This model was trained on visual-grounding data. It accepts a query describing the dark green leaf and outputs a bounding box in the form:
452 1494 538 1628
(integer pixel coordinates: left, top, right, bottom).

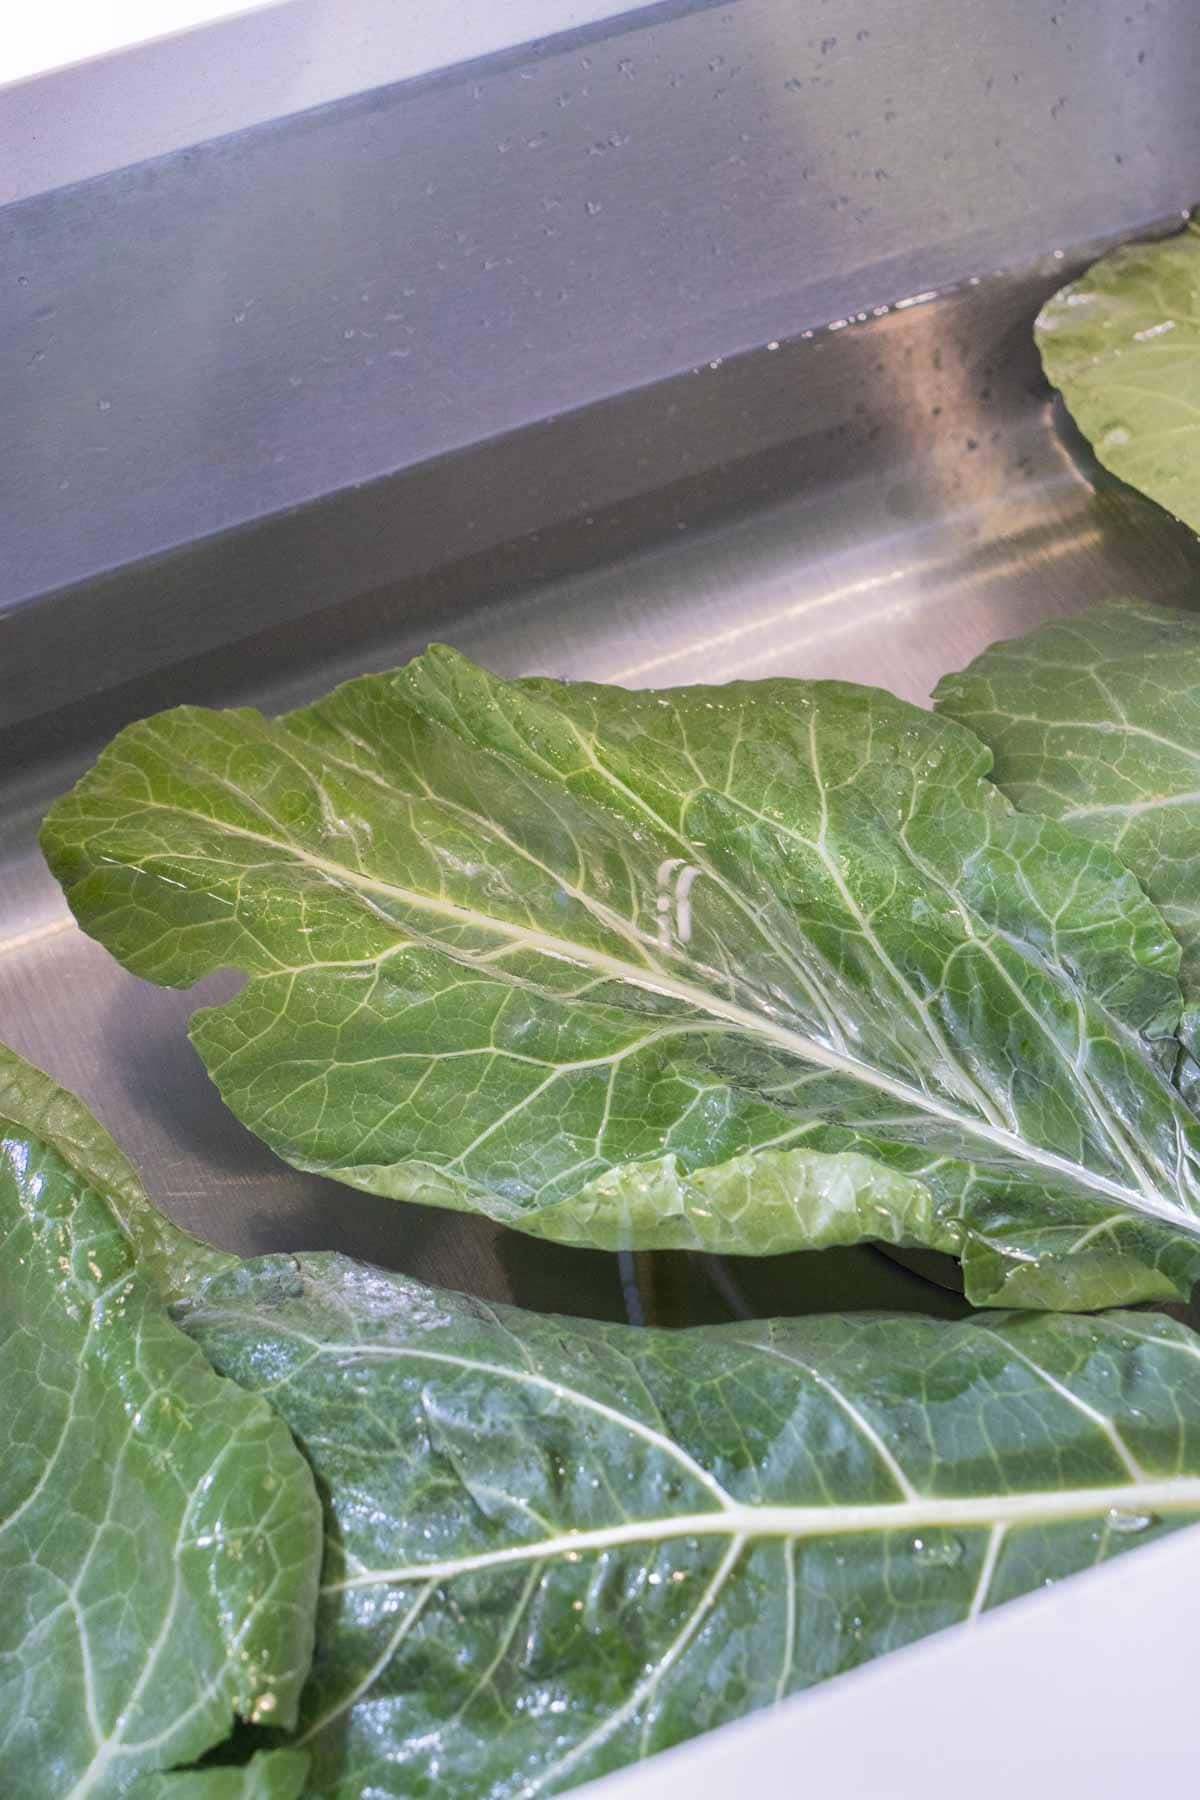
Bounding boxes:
41 649 1200 1307
1036 215 1200 532
0 1047 323 1797
180 1252 1200 1799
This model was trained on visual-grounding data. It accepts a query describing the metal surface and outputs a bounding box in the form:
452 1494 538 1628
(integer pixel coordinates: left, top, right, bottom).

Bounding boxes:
4 255 1200 1325
0 0 650 207
6 11 1200 1790
6 0 1200 725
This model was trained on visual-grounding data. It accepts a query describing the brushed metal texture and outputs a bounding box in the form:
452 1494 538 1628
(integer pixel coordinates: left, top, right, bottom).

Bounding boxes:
4 0 1200 724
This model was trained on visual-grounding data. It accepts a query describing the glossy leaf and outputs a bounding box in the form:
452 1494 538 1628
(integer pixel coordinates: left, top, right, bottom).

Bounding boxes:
935 598 1200 1061
1036 215 1200 531
180 1252 1200 1799
0 1047 323 1797
0 1040 231 1303
41 648 1200 1307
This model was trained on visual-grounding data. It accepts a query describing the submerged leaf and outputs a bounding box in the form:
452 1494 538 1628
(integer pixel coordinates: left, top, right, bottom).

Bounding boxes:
1036 215 1200 532
41 648 1200 1307
935 598 1200 1062
0 1049 322 1797
180 1252 1200 1798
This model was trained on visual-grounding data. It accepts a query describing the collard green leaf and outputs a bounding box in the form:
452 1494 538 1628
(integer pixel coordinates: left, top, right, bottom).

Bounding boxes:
0 1041 231 1303
1036 215 1200 533
935 598 1200 1062
0 1047 322 1797
40 648 1200 1308
179 1251 1200 1799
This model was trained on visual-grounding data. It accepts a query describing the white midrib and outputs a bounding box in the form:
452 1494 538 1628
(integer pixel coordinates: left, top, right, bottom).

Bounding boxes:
326 1476 1200 1592
136 800 1199 1236
1063 788 1200 821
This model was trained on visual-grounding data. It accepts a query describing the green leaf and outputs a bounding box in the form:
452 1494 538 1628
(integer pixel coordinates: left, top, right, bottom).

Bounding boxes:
934 598 1200 1064
1035 215 1200 531
0 1047 323 1798
179 1251 1200 1799
130 1750 310 1799
0 1041 232 1303
41 648 1200 1307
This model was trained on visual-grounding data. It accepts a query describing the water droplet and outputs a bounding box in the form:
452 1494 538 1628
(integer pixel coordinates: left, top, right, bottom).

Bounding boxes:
97 397 111 412
1100 424 1132 450
1105 1508 1157 1535
911 1532 964 1568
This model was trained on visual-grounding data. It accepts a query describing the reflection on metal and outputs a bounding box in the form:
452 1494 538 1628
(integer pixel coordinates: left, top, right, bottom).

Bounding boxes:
0 915 73 962
610 566 919 687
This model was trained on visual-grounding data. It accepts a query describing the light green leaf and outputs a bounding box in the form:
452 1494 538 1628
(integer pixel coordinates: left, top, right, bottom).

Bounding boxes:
41 648 1200 1307
1036 214 1200 531
180 1252 1200 1799
130 1750 310 1798
0 1047 323 1798
934 598 1200 1064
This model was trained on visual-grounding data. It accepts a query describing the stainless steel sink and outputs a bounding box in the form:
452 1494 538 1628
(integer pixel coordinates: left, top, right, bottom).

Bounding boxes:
4 0 1200 1331
5 6 1200 1792
5 247 1200 1329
